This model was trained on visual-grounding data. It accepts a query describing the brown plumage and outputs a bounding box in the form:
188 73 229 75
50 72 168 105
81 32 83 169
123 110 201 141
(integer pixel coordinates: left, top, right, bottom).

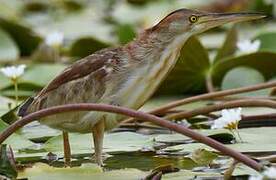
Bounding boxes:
18 8 264 166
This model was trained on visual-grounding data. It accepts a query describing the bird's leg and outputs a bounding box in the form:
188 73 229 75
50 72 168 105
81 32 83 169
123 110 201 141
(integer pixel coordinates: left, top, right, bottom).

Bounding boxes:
62 131 71 167
92 119 105 166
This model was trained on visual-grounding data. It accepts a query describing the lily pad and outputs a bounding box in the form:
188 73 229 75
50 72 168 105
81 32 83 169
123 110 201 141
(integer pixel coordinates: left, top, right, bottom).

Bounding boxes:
212 52 276 86
162 170 221 180
20 122 61 143
22 63 67 87
155 129 230 144
0 120 35 152
18 163 147 180
44 132 154 155
162 127 276 153
221 67 269 96
0 17 42 56
0 27 19 61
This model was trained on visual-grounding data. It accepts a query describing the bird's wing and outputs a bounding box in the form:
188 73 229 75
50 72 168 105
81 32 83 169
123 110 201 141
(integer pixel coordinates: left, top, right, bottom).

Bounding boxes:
18 48 122 116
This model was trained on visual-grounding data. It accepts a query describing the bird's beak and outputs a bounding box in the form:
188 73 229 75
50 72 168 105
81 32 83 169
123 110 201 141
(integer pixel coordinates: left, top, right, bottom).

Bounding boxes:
197 12 266 30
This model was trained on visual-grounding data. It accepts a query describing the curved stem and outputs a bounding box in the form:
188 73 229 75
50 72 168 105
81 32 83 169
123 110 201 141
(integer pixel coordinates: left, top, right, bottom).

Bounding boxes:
242 113 276 121
166 99 276 119
0 103 261 171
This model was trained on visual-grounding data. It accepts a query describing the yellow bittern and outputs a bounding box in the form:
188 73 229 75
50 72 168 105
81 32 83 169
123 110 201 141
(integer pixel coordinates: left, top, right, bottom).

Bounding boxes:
18 9 264 166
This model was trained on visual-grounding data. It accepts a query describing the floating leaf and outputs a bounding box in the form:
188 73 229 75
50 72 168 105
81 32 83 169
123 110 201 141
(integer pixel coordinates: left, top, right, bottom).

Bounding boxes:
162 170 222 179
18 163 147 180
70 37 109 59
156 36 210 95
0 120 35 151
22 63 67 86
155 129 231 144
0 27 19 61
212 52 276 86
20 122 60 143
162 127 276 153
221 67 269 96
44 132 154 155
190 149 218 166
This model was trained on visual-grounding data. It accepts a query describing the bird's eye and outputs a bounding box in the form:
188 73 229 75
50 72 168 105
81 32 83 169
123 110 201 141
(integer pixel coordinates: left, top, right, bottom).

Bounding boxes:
189 15 198 23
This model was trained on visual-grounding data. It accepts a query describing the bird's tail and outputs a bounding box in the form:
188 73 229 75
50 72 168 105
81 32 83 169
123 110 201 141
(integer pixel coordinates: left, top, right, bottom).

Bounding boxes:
18 97 34 117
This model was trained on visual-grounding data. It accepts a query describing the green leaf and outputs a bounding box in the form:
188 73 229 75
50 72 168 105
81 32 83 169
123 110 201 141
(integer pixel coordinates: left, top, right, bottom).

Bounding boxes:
162 170 221 179
70 37 109 59
155 129 232 144
212 52 276 86
22 64 67 86
214 26 238 62
221 67 269 96
162 127 276 153
0 27 19 61
0 82 42 98
115 24 136 44
19 122 60 143
156 36 210 95
0 120 35 151
44 132 154 155
191 149 218 166
0 18 42 56
18 163 147 180
0 96 14 117
255 32 276 53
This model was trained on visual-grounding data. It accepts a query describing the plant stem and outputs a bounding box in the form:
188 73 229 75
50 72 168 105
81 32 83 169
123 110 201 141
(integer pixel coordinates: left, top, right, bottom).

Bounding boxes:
165 99 276 120
13 79 18 106
234 127 243 143
122 81 276 123
0 103 262 171
206 71 215 93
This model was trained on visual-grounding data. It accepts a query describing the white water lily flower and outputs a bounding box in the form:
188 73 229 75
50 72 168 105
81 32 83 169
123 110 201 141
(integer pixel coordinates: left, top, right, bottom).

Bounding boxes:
45 31 64 47
0 64 26 80
263 167 276 178
237 39 261 54
211 108 242 130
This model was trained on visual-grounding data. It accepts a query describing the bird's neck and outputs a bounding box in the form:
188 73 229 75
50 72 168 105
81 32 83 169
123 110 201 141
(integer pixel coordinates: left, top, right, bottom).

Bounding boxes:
116 30 190 110
125 30 190 64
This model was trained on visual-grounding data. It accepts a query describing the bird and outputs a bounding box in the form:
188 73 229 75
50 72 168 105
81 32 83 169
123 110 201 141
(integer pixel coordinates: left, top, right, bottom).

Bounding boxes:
18 8 264 167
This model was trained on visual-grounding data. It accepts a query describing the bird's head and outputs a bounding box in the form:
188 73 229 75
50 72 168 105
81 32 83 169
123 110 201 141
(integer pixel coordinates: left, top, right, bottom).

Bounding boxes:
150 8 265 42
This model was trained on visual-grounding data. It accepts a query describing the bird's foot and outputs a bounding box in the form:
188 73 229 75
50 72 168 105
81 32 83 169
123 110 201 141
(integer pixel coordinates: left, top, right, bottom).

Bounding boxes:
91 152 111 167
